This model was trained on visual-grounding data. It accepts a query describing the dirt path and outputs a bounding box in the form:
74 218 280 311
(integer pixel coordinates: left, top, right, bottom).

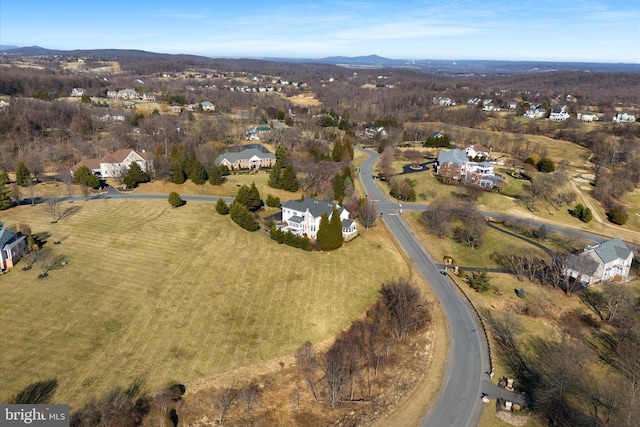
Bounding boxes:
570 180 640 243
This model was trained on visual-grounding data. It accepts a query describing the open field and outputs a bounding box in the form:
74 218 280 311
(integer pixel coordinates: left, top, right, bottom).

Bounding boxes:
0 199 414 408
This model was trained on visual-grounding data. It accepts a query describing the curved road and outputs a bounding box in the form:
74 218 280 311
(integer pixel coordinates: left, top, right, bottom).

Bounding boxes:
52 153 622 426
359 151 489 427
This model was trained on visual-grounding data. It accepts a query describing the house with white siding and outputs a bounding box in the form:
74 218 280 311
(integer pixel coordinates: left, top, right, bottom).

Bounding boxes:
565 238 635 286
280 198 356 241
1 223 27 271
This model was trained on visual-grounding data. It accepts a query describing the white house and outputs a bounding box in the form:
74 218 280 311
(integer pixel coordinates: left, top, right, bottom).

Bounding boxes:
433 97 453 106
613 111 636 123
200 101 215 111
578 111 599 122
71 149 153 178
524 107 547 119
482 102 501 112
465 143 492 160
0 223 27 271
280 198 357 241
142 92 156 102
71 88 85 97
549 108 570 121
565 238 635 286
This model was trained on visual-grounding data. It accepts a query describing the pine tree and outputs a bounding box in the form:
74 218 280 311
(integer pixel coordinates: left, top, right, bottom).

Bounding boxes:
332 173 345 203
316 212 331 250
280 164 298 192
209 164 224 185
268 164 282 189
168 192 183 207
189 158 207 185
122 162 149 189
331 140 344 162
215 198 229 215
249 183 262 211
0 171 13 210
329 206 344 249
16 162 31 187
234 184 262 211
275 143 288 167
229 201 259 231
172 161 186 184
73 165 90 184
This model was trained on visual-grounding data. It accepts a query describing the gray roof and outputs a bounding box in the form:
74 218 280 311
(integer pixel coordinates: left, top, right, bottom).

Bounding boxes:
282 198 344 219
342 219 355 228
215 148 275 165
588 238 633 264
0 226 16 248
438 149 468 166
566 253 600 275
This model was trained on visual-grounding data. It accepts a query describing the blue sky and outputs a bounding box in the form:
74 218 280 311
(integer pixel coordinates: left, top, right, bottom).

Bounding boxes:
2 0 639 63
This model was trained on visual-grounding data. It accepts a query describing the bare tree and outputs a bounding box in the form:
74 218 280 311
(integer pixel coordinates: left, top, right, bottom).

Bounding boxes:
239 382 261 424
43 196 64 223
359 198 378 230
421 199 454 238
295 341 319 404
379 279 430 340
35 248 67 278
319 337 352 407
211 385 239 426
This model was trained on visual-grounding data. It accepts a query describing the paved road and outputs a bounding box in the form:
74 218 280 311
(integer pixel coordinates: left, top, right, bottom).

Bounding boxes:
359 151 489 427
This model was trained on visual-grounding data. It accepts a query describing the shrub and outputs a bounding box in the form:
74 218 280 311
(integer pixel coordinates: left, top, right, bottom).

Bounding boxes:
215 198 229 215
266 194 281 207
465 271 491 293
168 192 183 207
569 203 592 223
229 202 259 231
536 157 555 173
607 205 628 225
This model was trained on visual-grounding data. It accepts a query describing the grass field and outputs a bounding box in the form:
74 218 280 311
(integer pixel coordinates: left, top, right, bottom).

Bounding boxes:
0 199 413 408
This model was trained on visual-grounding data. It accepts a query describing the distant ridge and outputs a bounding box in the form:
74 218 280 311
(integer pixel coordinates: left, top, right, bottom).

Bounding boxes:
3 46 639 75
0 45 20 51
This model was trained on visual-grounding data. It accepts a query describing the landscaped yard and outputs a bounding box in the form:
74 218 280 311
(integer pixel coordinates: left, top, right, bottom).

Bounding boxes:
0 199 414 408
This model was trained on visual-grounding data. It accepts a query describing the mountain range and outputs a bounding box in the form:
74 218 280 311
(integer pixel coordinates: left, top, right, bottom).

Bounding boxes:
3 46 639 75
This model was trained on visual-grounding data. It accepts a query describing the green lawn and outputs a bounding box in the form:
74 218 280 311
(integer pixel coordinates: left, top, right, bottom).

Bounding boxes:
0 200 412 408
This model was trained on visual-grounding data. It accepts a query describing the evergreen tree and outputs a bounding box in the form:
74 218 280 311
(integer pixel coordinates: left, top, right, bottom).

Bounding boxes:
86 174 100 189
16 162 31 187
332 173 345 203
0 171 13 210
189 158 208 185
229 201 259 231
215 198 229 215
275 143 288 167
328 206 344 249
331 140 344 162
122 162 149 189
209 163 224 185
280 164 299 192
168 191 183 207
317 208 343 251
249 182 262 211
73 165 91 185
172 161 186 184
343 139 354 161
316 212 331 250
234 184 262 211
268 164 282 189
219 164 230 176
342 166 352 181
